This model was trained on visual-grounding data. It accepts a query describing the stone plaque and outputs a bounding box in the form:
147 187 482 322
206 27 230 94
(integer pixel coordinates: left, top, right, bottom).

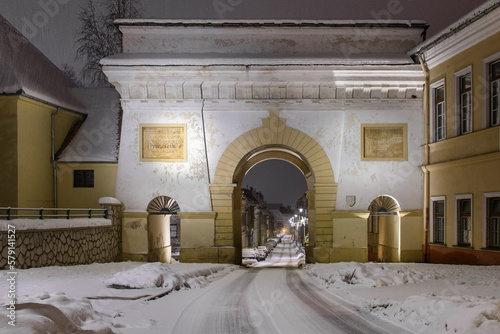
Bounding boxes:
361 124 407 161
140 124 187 162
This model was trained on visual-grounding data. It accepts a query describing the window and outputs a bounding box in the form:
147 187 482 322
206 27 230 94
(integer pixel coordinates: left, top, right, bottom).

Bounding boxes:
457 198 472 246
73 170 94 188
170 224 178 238
487 197 500 248
435 86 446 141
459 73 472 134
491 60 500 126
432 200 445 244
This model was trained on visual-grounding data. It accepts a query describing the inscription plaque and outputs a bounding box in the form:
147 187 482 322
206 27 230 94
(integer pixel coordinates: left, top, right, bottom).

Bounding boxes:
140 124 187 162
361 124 407 161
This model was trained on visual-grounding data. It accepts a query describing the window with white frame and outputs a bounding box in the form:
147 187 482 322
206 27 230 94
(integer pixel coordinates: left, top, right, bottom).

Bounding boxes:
430 80 446 142
487 197 500 248
491 60 500 127
456 196 472 246
431 198 445 244
435 86 446 141
482 53 500 128
459 72 472 134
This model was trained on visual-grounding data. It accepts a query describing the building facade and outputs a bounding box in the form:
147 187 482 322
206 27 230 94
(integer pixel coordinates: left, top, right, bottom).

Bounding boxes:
102 19 426 264
411 1 500 265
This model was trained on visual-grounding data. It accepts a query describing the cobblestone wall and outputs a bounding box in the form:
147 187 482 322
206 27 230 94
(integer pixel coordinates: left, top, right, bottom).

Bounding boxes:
0 202 123 270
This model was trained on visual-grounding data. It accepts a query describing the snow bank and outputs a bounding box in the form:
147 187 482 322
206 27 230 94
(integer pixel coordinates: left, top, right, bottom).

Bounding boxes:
366 294 500 334
0 218 111 231
307 262 500 333
105 262 235 290
0 292 116 333
307 262 444 287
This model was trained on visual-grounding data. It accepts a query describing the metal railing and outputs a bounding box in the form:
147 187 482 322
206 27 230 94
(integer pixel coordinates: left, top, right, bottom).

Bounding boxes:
0 207 108 220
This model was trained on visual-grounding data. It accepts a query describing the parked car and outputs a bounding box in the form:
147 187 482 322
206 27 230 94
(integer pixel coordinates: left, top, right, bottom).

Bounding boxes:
255 247 267 261
267 239 278 248
265 242 274 251
258 245 271 255
242 248 258 266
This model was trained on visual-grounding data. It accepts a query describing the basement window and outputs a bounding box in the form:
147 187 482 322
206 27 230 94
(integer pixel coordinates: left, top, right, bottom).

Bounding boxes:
73 170 94 188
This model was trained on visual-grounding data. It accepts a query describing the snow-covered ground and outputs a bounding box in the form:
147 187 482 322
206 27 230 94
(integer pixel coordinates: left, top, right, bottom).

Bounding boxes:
1 255 499 333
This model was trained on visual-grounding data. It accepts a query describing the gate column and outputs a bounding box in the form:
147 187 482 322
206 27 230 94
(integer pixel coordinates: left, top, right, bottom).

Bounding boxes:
313 183 338 263
210 183 238 264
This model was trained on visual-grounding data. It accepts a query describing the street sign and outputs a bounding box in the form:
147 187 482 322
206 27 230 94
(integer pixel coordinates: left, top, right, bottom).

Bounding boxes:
305 234 309 244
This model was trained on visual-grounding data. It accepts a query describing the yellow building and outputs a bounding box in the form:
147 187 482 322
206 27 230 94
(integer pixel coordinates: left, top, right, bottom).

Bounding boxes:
0 15 119 210
411 1 500 265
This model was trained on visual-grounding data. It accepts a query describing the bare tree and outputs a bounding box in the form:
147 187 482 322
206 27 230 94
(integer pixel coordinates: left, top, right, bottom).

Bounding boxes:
75 0 141 87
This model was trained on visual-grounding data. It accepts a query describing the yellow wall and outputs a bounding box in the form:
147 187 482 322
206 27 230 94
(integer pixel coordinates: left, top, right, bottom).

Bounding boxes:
330 212 369 263
10 96 84 208
429 31 500 137
429 158 500 248
16 98 54 208
0 96 19 207
57 163 118 208
425 29 500 261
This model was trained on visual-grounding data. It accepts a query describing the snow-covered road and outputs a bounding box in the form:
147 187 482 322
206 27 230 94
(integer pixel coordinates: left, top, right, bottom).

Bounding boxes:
168 241 411 334
1 239 499 333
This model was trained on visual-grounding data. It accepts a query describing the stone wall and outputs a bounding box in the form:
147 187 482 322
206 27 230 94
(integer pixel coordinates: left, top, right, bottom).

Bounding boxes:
0 200 123 269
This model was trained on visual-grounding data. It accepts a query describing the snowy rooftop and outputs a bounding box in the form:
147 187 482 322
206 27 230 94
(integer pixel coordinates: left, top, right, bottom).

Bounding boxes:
114 18 428 28
0 14 85 113
57 88 121 163
410 0 500 55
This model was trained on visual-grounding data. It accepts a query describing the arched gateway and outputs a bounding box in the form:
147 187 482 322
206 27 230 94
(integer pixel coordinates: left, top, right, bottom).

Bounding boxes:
210 110 337 264
103 19 426 264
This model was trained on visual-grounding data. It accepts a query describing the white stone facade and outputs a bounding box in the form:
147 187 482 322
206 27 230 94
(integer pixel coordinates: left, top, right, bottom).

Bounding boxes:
102 20 425 214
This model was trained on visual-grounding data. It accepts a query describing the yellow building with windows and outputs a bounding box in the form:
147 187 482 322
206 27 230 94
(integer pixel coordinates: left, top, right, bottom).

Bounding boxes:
0 15 119 210
411 1 500 265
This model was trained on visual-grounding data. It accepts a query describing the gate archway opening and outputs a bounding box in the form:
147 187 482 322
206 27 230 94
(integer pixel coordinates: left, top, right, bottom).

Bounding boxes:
234 147 314 266
210 110 338 264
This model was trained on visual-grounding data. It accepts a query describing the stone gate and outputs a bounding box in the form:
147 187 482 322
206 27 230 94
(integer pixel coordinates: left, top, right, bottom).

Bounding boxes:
102 19 426 264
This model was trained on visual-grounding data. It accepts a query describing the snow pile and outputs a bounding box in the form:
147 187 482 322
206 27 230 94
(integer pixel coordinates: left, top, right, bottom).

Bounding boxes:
0 292 116 333
307 262 444 287
0 218 111 231
307 262 500 333
367 294 500 334
104 262 234 290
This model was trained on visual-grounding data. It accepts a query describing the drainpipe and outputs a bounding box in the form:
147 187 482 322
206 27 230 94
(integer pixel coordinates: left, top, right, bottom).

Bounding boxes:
418 52 430 263
51 107 61 208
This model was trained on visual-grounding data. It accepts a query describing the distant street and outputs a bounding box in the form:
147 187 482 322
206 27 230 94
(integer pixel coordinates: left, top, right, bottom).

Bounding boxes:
170 241 411 334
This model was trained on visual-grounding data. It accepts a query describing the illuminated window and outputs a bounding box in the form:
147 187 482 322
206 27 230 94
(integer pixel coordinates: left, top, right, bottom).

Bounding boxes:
73 170 94 188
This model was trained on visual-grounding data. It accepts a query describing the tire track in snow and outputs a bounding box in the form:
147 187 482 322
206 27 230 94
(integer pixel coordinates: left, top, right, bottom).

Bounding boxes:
172 269 259 333
285 269 386 334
